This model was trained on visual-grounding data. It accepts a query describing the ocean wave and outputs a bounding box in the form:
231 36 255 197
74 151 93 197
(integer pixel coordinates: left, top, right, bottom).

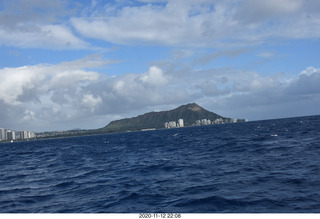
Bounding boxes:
1 115 320 212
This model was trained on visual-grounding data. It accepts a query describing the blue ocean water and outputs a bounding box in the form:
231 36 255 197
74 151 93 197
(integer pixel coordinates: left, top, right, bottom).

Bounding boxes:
1 115 320 213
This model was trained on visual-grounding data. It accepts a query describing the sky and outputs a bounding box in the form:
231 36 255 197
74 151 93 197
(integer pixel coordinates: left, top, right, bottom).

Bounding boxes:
0 0 320 132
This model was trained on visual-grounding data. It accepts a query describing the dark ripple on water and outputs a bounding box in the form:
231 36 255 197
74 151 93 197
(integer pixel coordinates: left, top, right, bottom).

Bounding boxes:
1 115 320 212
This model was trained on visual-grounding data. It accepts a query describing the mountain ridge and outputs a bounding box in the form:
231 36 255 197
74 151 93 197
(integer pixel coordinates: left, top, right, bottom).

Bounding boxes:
102 103 245 133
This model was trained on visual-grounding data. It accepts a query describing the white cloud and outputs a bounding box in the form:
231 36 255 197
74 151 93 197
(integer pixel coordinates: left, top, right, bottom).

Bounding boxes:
70 1 213 46
0 66 45 105
286 66 320 95
81 94 102 111
0 24 88 49
22 110 36 122
95 64 319 126
198 80 230 97
41 25 89 49
203 66 320 121
0 57 182 131
299 66 319 76
234 0 303 23
140 66 168 86
0 56 105 106
0 0 88 49
70 0 320 47
1 54 319 131
0 56 110 130
47 69 99 90
102 66 179 109
2 0 319 49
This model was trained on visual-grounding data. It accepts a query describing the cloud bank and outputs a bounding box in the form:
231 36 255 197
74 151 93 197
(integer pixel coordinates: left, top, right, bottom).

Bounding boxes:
1 0 320 131
0 0 87 49
70 0 320 47
1 0 320 49
1 54 319 131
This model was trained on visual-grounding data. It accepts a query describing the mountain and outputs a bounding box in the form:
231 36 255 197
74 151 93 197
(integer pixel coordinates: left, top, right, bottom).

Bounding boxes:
101 103 245 133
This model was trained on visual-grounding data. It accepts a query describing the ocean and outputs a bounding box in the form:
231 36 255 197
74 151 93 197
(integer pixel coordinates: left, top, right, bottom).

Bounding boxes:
1 115 320 213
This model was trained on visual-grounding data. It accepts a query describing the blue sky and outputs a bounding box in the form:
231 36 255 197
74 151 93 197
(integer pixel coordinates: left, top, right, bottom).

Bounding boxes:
0 0 320 131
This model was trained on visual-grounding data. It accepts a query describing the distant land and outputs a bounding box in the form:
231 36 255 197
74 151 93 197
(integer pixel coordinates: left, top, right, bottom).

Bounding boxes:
21 103 245 140
100 103 245 133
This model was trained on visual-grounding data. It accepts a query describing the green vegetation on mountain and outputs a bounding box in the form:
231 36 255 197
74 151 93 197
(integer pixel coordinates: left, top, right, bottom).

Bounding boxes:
101 103 244 133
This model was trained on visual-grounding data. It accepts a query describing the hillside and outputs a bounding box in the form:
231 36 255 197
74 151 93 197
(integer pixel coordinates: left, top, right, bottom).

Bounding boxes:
101 103 244 133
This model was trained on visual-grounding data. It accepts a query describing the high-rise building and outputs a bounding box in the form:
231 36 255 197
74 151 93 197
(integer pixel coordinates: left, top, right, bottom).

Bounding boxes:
169 121 177 128
20 131 28 139
7 130 16 141
0 128 6 140
178 119 184 127
164 121 177 128
28 131 35 139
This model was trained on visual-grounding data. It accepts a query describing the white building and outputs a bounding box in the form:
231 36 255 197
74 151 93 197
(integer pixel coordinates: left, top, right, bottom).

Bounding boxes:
0 128 6 140
28 131 35 139
164 119 184 128
7 130 16 141
213 118 224 124
20 131 28 139
169 121 176 128
177 119 184 127
164 121 177 128
201 119 208 125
